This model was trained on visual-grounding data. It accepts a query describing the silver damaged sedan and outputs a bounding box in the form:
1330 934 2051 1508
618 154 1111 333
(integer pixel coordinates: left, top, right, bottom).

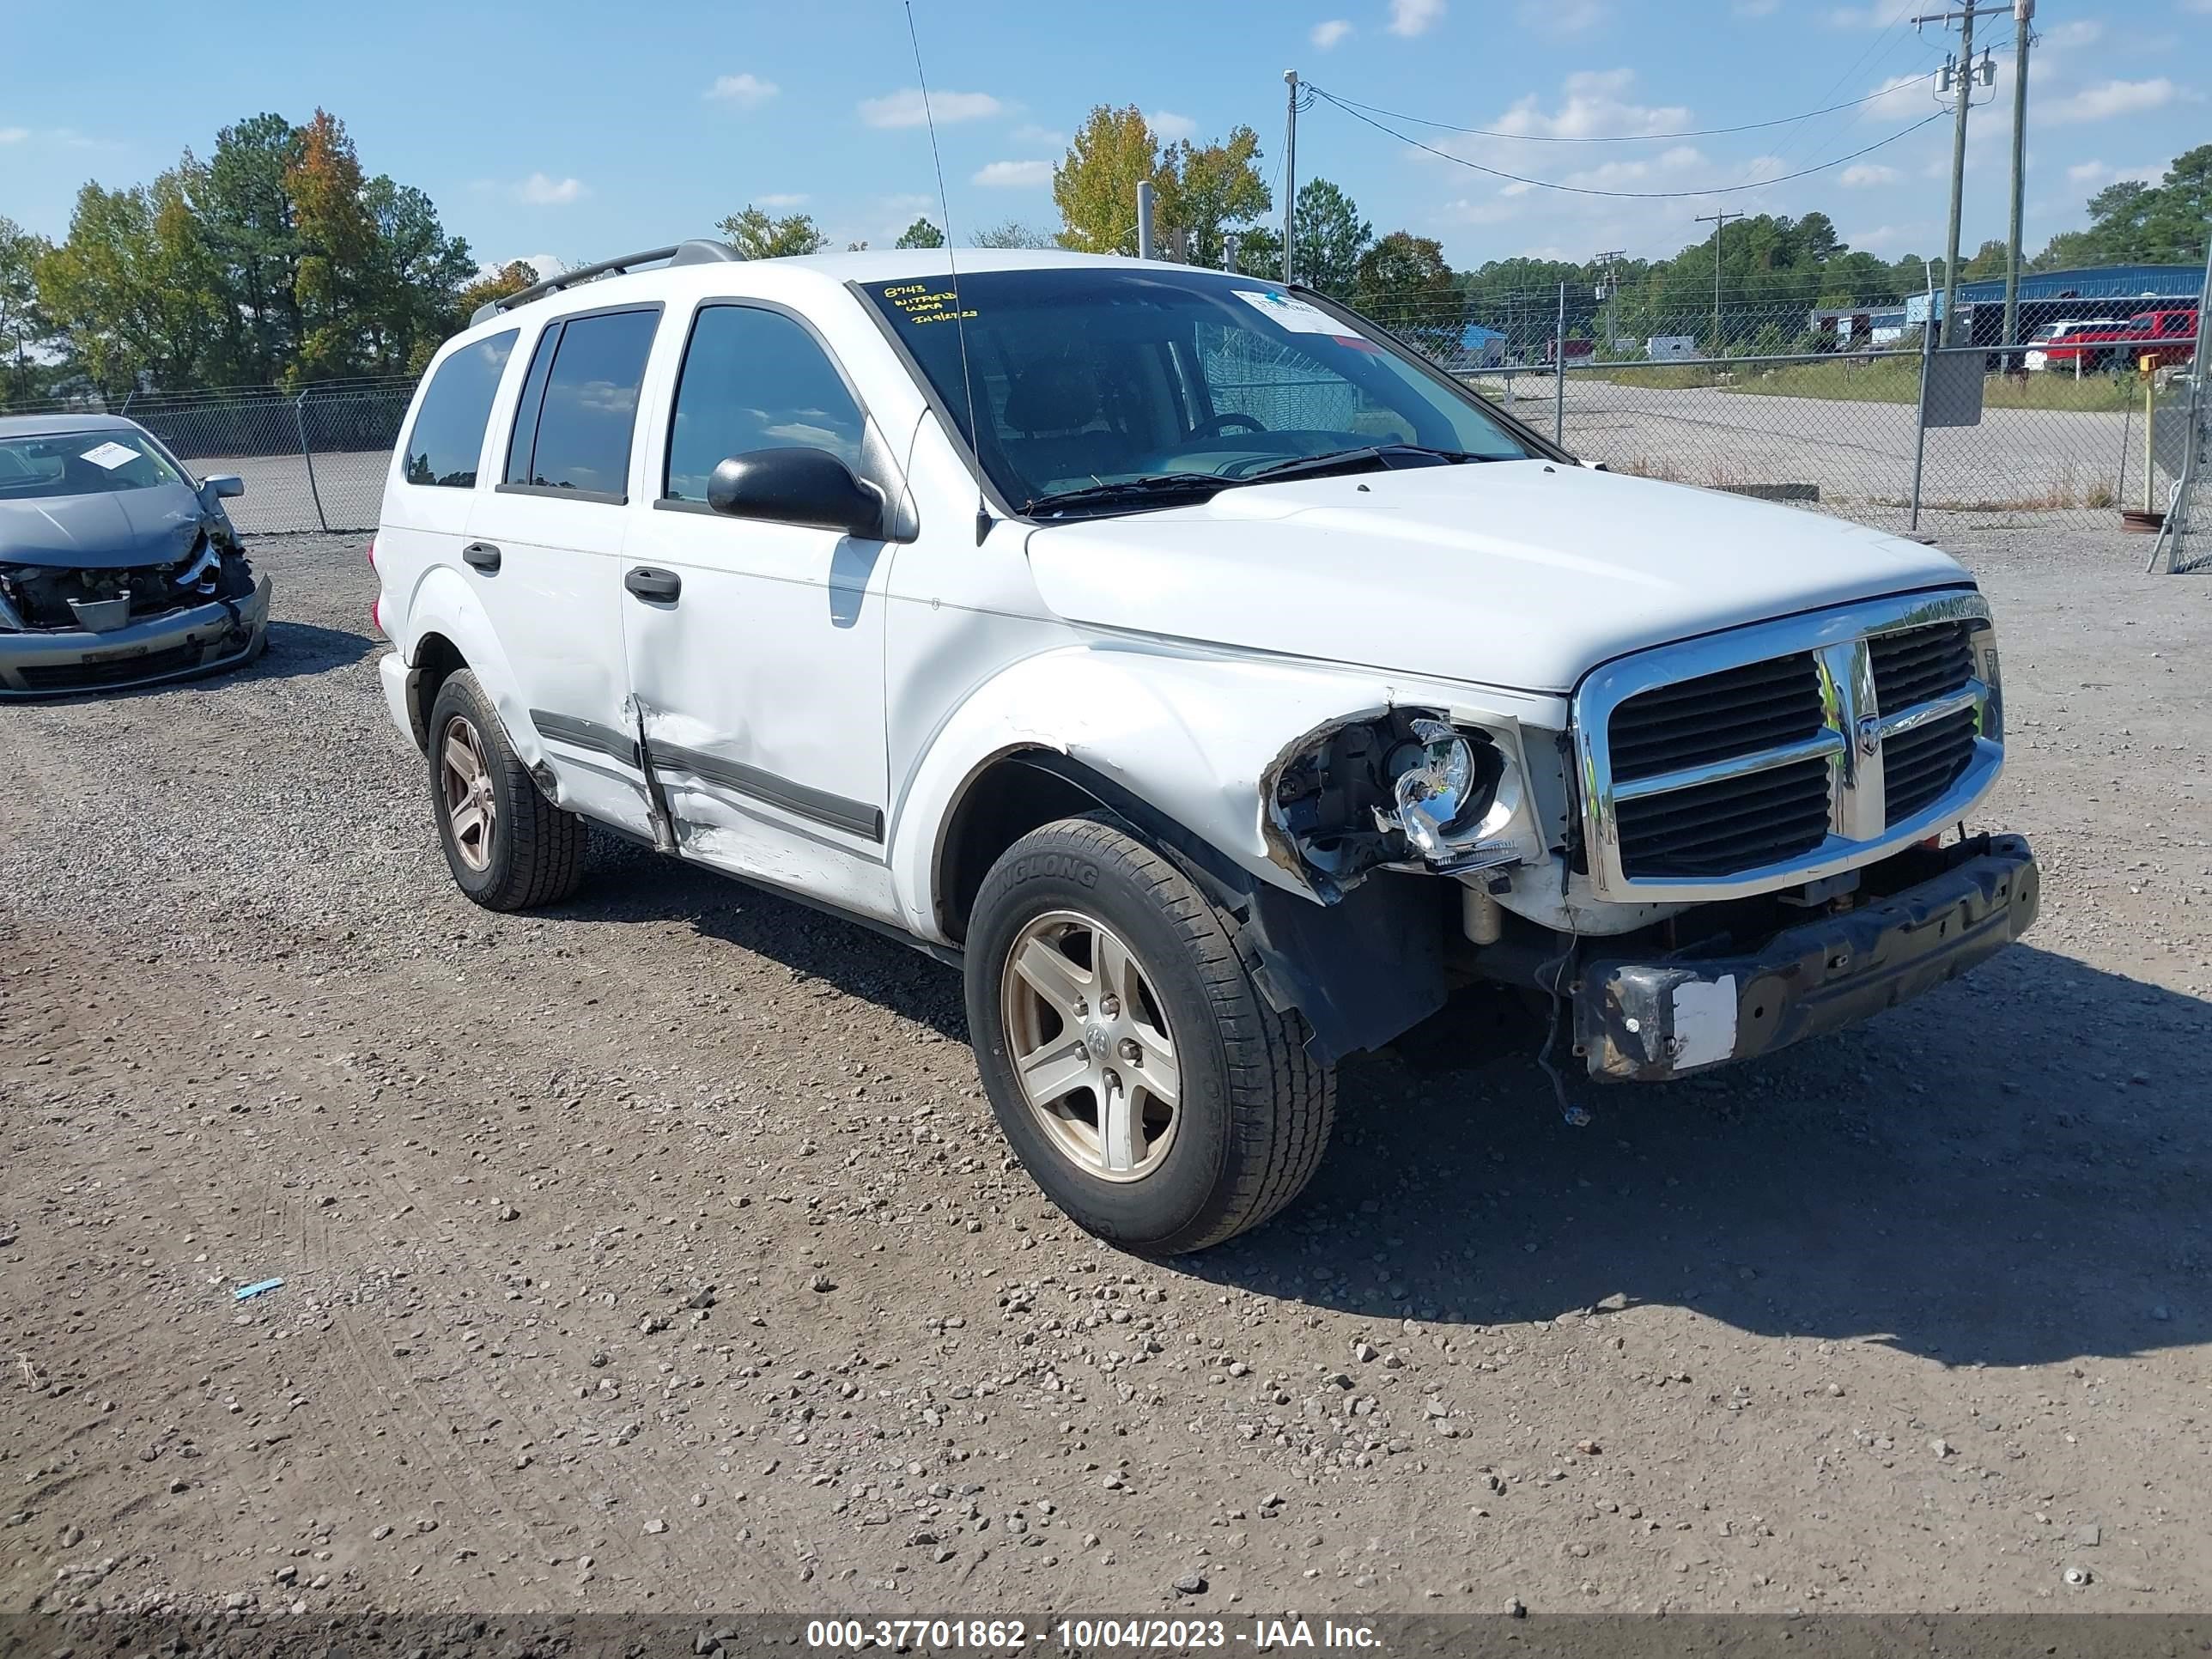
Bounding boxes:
0 413 272 697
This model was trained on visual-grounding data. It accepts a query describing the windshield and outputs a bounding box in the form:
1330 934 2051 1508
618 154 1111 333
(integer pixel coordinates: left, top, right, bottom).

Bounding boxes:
861 266 1538 514
0 428 186 500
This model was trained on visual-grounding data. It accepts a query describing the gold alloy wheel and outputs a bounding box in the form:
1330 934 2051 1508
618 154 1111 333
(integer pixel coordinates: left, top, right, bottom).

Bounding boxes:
440 714 497 873
999 908 1182 1182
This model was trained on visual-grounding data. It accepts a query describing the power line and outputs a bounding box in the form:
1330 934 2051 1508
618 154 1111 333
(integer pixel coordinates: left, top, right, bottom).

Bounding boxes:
1308 73 1936 143
1306 88 1952 200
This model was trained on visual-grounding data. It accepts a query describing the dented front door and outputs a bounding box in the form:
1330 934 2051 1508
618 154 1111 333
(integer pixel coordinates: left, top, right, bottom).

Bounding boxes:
618 505 898 922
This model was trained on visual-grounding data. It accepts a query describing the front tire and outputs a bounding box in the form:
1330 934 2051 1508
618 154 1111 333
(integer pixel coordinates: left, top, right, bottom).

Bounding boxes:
425 669 588 912
964 812 1335 1253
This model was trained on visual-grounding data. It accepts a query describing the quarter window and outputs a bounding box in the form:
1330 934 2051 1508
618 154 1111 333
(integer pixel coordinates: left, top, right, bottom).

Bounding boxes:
503 307 659 501
403 330 516 488
665 305 867 503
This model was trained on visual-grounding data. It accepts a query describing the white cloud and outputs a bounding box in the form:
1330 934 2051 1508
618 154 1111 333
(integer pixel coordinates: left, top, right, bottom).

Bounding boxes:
972 159 1053 188
1479 69 1693 141
2045 77 2179 123
2182 0 2212 13
1389 0 1444 36
515 173 587 205
1013 124 1066 147
2043 19 2106 46
0 127 27 144
1825 3 1912 23
1518 0 1606 33
1311 17 1353 47
1150 109 1199 142
486 252 566 279
2065 159 2164 189
1861 70 1937 121
1843 223 1923 256
858 88 1002 128
705 72 779 106
755 192 809 208
1840 162 1901 186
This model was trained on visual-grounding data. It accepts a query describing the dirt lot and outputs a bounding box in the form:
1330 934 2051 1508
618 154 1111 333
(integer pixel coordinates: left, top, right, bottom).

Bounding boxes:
3 523 2209 1620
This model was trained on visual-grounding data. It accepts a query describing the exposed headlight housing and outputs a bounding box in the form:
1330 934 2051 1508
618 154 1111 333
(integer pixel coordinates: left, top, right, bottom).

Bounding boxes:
1267 709 1532 896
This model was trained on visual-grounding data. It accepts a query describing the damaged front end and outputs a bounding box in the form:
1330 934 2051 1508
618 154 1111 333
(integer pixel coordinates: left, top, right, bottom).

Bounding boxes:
0 532 270 697
1263 707 1547 900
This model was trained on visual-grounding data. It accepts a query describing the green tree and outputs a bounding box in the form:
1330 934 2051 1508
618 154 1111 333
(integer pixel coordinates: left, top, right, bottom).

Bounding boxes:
1291 179 1370 296
1164 125 1270 268
1960 238 2009 281
189 112 303 383
894 216 945 250
715 204 830 258
0 216 55 403
1053 106 1168 255
36 173 228 397
971 218 1058 249
361 176 477 372
1352 231 1456 328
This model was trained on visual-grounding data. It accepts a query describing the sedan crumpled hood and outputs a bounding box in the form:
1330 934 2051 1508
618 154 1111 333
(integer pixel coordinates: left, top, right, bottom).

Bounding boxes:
0 483 208 570
1023 460 1972 695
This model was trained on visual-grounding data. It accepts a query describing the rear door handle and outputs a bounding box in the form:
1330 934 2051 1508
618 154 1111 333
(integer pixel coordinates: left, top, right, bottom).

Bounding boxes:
625 566 682 604
461 541 501 574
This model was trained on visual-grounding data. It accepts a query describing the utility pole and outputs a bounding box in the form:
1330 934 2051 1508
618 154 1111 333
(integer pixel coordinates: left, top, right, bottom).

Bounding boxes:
1282 70 1299 285
2002 0 2035 356
1917 3 2003 345
1692 212 1741 354
1594 248 1625 359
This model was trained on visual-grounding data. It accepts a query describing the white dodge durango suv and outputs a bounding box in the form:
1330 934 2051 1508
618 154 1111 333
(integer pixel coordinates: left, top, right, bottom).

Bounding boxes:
371 241 2037 1253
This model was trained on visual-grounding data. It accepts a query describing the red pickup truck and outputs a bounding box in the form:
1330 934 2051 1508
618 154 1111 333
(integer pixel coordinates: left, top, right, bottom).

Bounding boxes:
2041 307 2200 373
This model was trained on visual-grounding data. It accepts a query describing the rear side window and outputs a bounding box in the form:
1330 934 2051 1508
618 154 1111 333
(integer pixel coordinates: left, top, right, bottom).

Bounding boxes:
502 307 660 501
665 305 867 502
403 330 517 487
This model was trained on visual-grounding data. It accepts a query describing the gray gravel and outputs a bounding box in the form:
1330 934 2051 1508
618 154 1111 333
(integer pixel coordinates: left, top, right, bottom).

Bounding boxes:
1 517 2208 1618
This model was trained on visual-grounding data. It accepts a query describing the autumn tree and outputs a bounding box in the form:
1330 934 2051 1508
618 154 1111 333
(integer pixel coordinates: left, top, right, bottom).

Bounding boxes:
894 217 945 249
716 205 829 258
287 111 380 380
1053 106 1169 255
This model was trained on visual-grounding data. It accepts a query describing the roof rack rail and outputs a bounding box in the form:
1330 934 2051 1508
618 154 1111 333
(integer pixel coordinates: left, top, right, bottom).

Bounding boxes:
470 239 743 325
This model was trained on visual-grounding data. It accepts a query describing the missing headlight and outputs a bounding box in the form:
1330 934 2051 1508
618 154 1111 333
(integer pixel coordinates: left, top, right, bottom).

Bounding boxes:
1266 710 1518 896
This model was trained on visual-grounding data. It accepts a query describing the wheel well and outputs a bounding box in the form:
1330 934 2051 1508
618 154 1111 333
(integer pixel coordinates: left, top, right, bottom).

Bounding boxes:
936 753 1105 943
407 633 466 750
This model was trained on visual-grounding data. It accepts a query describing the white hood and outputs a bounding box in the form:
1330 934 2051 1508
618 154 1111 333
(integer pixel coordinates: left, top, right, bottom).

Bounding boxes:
1023 460 1972 695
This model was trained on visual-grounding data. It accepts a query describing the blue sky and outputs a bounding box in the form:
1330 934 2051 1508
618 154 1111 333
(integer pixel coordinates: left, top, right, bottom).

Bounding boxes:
3 0 2207 278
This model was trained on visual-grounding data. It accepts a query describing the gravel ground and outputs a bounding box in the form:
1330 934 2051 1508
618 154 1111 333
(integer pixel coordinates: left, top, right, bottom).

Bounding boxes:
2 520 2208 1620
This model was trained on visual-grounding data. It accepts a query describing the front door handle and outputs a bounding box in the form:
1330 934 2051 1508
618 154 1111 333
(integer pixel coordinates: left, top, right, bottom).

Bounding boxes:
625 566 682 604
461 541 501 574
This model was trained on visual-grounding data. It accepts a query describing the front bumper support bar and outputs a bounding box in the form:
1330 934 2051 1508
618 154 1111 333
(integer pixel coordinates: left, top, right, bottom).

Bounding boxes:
1574 834 2039 1081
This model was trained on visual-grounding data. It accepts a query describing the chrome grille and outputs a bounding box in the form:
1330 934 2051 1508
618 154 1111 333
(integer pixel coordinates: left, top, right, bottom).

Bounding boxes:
1571 592 2003 902
1871 621 1973 709
1613 757 1832 878
1608 654 1825 782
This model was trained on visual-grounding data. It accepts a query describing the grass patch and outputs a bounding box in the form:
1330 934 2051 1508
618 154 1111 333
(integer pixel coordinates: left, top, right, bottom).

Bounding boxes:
1592 356 2141 412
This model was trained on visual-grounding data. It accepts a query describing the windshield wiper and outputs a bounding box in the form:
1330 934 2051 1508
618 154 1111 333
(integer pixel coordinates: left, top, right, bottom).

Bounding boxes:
1231 444 1494 485
1022 473 1228 518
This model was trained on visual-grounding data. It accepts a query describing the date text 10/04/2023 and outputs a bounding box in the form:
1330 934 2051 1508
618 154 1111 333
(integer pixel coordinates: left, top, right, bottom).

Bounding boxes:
803 1618 1384 1650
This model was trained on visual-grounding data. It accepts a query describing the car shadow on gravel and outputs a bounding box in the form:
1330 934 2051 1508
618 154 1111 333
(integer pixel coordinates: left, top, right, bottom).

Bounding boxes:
1184 943 2212 1370
248 620 375 680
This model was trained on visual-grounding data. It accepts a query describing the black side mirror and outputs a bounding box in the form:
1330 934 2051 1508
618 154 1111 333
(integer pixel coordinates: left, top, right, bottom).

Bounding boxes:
706 448 884 538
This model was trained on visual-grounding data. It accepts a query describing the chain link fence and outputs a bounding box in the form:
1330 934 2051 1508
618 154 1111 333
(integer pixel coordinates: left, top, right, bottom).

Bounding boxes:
1 377 415 537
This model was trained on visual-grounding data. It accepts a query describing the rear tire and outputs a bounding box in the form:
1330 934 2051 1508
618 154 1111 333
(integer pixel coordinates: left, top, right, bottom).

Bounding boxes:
426 669 587 912
964 811 1334 1254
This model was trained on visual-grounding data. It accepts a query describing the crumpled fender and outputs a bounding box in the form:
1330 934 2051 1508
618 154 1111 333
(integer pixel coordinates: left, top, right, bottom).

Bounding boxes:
395 564 544 769
884 642 1561 945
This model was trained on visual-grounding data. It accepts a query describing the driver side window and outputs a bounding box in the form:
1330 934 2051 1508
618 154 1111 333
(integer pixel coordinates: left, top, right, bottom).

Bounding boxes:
664 304 868 503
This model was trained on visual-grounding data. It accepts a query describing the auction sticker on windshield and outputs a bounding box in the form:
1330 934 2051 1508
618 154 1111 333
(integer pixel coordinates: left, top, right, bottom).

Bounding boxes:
80 441 139 470
1232 289 1364 338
